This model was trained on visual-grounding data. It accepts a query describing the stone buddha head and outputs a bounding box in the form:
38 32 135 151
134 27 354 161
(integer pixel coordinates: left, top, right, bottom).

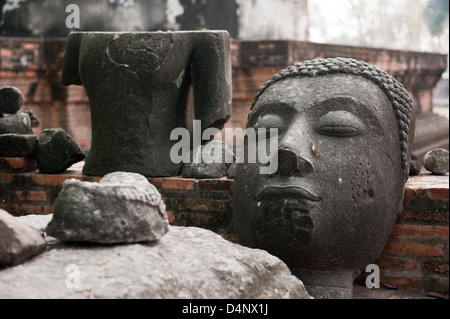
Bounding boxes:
233 57 415 298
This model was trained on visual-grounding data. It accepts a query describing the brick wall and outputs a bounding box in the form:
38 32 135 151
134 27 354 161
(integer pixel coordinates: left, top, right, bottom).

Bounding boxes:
2 36 447 151
0 157 448 297
375 175 449 297
0 37 91 150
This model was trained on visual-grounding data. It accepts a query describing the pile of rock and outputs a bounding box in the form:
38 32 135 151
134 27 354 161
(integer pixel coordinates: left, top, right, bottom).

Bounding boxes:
0 86 85 173
0 171 310 299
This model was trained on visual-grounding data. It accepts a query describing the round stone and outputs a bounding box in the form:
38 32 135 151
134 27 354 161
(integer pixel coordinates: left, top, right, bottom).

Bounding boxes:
0 86 24 114
423 148 449 175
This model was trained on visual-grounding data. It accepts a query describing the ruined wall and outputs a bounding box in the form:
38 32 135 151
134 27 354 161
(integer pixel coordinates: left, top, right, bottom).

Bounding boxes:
0 158 448 297
1 37 447 152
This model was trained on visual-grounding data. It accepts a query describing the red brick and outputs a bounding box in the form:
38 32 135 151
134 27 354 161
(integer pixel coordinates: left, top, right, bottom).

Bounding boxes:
0 203 20 215
197 178 234 192
166 211 175 224
380 276 422 290
16 190 47 202
171 198 224 212
390 224 449 239
383 241 445 257
425 188 449 201
31 174 73 186
398 208 449 223
17 204 49 215
376 256 417 271
422 260 449 276
258 43 276 50
0 157 36 170
403 188 418 203
0 173 14 183
31 172 96 186
423 279 449 295
23 43 38 50
150 178 196 191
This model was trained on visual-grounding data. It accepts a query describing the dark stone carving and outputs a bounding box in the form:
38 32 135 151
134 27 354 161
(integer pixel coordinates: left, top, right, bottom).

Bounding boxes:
62 31 232 177
409 153 422 176
233 58 416 298
0 86 23 115
0 112 32 135
181 140 235 179
35 128 85 174
0 134 37 157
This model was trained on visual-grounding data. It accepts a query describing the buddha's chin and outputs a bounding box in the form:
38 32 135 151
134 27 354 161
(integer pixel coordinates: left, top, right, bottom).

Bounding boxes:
253 198 315 253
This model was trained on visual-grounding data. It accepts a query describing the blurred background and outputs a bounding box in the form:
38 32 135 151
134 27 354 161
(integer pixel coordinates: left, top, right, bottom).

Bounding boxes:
0 0 448 160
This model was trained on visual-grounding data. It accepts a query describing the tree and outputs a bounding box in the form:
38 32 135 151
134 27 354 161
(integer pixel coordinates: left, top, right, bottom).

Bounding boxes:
423 0 449 36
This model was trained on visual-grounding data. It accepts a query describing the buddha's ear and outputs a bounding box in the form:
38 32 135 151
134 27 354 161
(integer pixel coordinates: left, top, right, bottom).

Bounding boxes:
62 32 83 86
191 31 232 131
405 105 416 180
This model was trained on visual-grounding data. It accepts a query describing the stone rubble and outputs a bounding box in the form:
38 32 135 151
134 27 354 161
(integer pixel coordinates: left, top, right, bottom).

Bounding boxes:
424 148 449 175
0 209 47 267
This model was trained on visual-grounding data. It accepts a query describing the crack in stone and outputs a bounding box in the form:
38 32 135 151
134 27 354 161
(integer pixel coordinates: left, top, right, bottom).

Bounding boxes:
106 33 131 68
153 33 174 74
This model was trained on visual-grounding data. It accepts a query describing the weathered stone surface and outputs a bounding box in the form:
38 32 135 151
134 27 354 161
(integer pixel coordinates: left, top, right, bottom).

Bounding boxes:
0 86 23 114
0 112 32 135
35 128 85 174
424 148 449 175
62 31 232 177
233 58 416 299
227 162 238 179
0 209 46 267
409 153 422 176
45 172 169 244
0 218 310 299
182 140 235 179
16 214 53 233
0 134 37 157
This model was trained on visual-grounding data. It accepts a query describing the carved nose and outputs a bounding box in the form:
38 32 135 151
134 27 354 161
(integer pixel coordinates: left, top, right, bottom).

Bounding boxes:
277 148 314 176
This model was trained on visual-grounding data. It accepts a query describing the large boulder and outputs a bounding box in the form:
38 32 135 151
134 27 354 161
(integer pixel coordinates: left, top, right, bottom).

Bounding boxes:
45 172 169 244
35 128 85 174
0 217 310 299
0 210 46 267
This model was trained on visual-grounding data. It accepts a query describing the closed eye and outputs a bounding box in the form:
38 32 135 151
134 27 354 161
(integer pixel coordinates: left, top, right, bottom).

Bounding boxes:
252 114 286 136
315 111 365 137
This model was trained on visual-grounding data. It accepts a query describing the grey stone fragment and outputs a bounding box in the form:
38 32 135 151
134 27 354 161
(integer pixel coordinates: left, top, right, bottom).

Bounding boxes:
424 148 449 175
0 112 32 135
45 172 169 244
227 162 238 179
182 140 235 179
35 128 85 174
0 134 37 157
0 219 310 299
0 86 23 114
409 153 422 176
0 209 47 267
16 214 53 233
